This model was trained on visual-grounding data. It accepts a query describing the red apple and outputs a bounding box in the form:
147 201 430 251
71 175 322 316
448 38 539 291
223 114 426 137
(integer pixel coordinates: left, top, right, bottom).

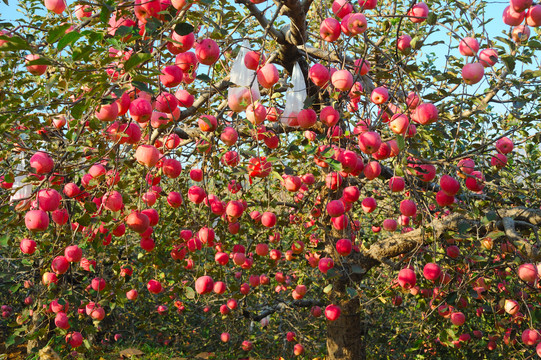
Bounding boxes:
320 18 341 42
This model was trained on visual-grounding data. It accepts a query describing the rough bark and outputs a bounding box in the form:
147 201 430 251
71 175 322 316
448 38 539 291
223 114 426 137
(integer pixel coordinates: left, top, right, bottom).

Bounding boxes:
326 280 365 360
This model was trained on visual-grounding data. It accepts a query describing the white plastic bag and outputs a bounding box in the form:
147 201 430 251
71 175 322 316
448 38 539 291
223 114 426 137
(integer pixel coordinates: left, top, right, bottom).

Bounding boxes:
10 154 32 203
228 40 260 112
281 62 306 126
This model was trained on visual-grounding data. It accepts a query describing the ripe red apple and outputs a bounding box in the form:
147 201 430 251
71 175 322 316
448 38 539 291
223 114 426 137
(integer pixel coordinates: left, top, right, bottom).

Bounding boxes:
25 54 48 75
382 218 397 231
398 268 416 289
512 25 530 43
363 161 381 180
450 311 465 326
54 312 70 329
25 210 49 232
389 113 410 134
147 279 162 294
64 245 82 263
126 211 150 233
358 0 376 9
459 37 479 56
336 238 352 256
446 245 460 258
325 304 341 321
347 13 367 35
36 189 61 212
195 39 220 65
503 5 526 25
318 257 334 273
342 186 360 203
135 145 161 168
423 263 442 281
495 136 513 154
511 0 533 12
491 153 507 169
20 238 37 254
465 170 485 192
331 69 353 91
51 256 69 274
436 190 455 207
195 275 214 295
332 0 352 18
370 87 389 104
504 299 519 315
457 158 475 177
320 106 340 127
389 176 405 192
526 5 541 26
521 329 540 346
408 2 429 23
412 102 438 125
462 62 484 85
397 34 412 53
309 64 330 87
261 212 276 228
320 18 341 42
358 131 382 154
103 191 123 212
257 63 279 88
244 50 266 70
440 174 460 196
518 263 538 283
246 102 267 125
361 197 377 213
160 65 183 88
30 151 54 174
129 98 153 123
327 200 345 217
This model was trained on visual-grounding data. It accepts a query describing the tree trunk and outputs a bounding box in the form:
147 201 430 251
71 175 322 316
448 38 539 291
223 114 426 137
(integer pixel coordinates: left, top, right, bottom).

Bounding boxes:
26 299 45 354
326 296 365 360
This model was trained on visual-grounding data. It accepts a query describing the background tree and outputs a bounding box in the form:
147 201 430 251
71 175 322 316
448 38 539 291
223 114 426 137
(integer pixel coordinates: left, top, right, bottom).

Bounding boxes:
0 0 540 359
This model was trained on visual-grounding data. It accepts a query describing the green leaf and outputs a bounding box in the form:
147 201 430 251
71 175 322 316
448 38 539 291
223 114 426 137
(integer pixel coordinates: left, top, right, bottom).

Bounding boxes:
174 22 194 36
47 24 72 44
346 287 357 298
58 31 82 51
124 53 152 72
397 135 405 151
71 101 86 120
114 25 136 38
445 291 457 305
196 73 211 82
185 286 195 299
303 96 314 109
77 213 91 227
350 265 365 274
100 4 112 25
457 221 471 235
0 35 30 50
84 201 98 213
485 210 498 222
26 57 52 66
4 172 14 183
132 80 154 94
0 235 8 247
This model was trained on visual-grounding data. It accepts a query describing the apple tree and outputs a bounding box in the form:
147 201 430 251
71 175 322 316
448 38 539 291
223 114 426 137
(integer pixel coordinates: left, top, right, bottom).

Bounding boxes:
0 0 541 358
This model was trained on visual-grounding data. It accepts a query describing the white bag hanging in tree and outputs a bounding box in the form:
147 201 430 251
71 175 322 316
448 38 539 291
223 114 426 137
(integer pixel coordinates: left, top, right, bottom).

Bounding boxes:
10 153 32 203
228 40 260 112
281 62 306 126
